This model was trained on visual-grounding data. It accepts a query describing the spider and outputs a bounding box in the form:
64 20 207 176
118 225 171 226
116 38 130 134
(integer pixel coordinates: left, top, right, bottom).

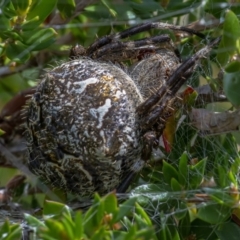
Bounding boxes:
24 22 220 197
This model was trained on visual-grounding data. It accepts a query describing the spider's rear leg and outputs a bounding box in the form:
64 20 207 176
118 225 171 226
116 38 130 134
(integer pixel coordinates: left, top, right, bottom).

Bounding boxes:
137 37 221 131
141 131 159 160
91 35 177 62
116 171 136 193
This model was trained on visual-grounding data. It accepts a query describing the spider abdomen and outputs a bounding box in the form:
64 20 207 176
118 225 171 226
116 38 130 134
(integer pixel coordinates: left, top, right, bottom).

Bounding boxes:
25 58 144 196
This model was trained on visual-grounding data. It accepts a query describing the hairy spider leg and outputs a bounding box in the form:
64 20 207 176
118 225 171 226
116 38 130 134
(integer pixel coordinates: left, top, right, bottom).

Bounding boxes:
91 35 175 61
86 22 206 56
116 170 137 193
137 37 221 131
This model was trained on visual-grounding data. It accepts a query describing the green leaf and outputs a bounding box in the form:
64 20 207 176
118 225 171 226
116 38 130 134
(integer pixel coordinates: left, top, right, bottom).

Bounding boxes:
5 40 30 62
4 225 21 240
135 227 156 240
217 10 240 65
216 165 229 188
178 211 191 238
158 220 173 240
225 61 240 73
230 158 240 176
27 0 57 26
57 0 76 19
197 203 231 224
22 28 57 51
74 211 83 239
92 227 110 240
43 219 65 239
171 178 182 192
0 220 10 236
0 13 11 32
205 187 235 206
2 1 17 18
103 192 118 217
21 16 40 31
223 67 240 106
124 224 137 239
61 212 75 237
190 218 218 240
114 197 137 222
216 221 240 240
174 201 188 220
83 194 104 237
163 160 179 185
101 0 117 17
24 213 45 228
11 0 32 15
0 129 6 136
1 30 23 41
178 152 188 187
189 158 207 189
43 200 68 217
135 203 152 226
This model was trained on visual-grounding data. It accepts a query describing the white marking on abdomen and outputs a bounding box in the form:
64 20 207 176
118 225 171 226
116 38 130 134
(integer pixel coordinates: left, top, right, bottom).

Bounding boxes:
72 77 99 94
89 99 112 128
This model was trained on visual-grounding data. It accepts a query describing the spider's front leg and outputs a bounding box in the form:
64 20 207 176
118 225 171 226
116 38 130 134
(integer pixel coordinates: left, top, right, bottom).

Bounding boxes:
86 22 206 56
91 35 175 62
137 37 221 132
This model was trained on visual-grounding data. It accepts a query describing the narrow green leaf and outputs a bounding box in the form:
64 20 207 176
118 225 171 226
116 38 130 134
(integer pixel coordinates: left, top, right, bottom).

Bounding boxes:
2 1 17 18
23 28 57 51
0 14 10 32
189 158 207 189
27 0 57 26
178 211 191 238
171 178 182 192
1 30 23 41
217 10 240 65
43 200 66 217
101 0 117 17
115 197 137 222
5 40 30 62
0 129 6 136
5 225 21 240
83 194 104 237
24 213 45 228
57 0 76 19
11 0 32 15
74 211 83 238
163 160 179 185
174 201 187 220
135 203 152 226
61 214 75 240
21 16 40 31
0 220 10 236
43 219 65 239
135 227 156 240
216 165 228 188
103 192 118 218
178 151 188 187
205 187 234 206
124 224 137 239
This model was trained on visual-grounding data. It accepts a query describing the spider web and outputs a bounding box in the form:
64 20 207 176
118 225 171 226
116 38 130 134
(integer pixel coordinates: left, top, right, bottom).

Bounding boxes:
114 37 240 238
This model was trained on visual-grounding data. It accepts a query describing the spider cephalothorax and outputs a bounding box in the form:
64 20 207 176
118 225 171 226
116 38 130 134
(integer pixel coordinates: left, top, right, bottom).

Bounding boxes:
25 22 220 196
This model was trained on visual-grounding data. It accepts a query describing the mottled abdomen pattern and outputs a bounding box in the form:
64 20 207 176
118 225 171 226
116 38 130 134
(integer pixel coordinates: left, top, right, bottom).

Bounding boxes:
25 58 144 196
